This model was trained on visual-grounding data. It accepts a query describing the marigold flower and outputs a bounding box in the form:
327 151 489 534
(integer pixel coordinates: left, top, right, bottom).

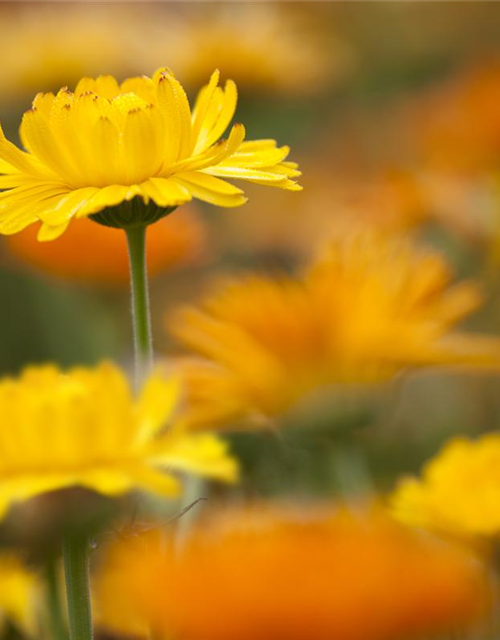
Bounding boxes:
0 362 236 519
94 505 488 640
168 232 500 427
391 433 500 539
0 68 301 241
5 206 206 286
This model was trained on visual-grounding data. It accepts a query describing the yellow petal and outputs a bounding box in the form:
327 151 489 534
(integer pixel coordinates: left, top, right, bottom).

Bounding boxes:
152 433 239 483
37 221 70 241
191 70 220 151
139 177 192 208
135 375 180 444
38 187 99 226
173 172 247 207
156 71 192 163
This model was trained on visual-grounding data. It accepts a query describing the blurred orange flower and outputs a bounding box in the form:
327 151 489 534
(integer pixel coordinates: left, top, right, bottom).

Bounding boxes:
414 58 500 172
5 209 206 286
94 504 489 640
168 231 500 429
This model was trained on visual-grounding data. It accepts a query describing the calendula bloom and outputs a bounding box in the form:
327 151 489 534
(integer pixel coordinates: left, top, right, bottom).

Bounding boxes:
0 554 39 635
0 362 236 519
94 505 488 640
169 232 500 427
391 433 500 539
0 68 300 241
5 206 206 286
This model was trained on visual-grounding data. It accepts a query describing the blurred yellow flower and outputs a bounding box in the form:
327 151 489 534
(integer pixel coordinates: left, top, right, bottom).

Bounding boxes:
0 68 301 241
0 554 39 635
0 362 236 519
0 4 131 100
169 232 500 428
94 504 488 640
392 433 500 539
152 5 349 96
5 205 206 287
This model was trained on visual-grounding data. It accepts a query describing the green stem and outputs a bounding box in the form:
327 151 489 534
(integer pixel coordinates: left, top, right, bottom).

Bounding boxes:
63 531 93 640
125 225 154 386
44 558 68 640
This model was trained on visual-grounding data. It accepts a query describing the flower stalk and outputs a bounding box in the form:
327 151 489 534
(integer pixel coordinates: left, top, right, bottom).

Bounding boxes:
63 530 93 640
126 224 154 385
44 557 68 640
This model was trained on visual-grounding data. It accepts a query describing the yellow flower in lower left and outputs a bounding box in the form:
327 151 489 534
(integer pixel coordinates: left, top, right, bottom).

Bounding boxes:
0 553 39 635
0 362 237 519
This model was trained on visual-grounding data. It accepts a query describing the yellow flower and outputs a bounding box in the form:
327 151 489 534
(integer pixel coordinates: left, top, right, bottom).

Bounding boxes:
0 362 236 519
94 504 489 640
391 433 500 539
0 553 39 635
0 68 301 241
168 232 500 428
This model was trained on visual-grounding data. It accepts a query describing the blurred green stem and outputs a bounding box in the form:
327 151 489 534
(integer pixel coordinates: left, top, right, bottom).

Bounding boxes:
44 557 67 640
63 531 93 640
126 225 154 386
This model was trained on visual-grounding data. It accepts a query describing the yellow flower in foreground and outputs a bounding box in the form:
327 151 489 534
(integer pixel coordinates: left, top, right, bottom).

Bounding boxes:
169 232 500 428
0 362 236 519
0 68 301 241
0 554 39 635
94 505 488 640
391 433 500 539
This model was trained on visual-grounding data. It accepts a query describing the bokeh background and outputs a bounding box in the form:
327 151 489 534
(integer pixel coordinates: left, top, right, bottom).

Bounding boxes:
2 0 500 504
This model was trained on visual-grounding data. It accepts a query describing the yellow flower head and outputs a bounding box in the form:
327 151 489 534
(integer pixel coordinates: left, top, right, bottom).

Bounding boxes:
391 433 500 540
169 232 500 428
0 68 301 240
94 504 489 640
0 362 236 519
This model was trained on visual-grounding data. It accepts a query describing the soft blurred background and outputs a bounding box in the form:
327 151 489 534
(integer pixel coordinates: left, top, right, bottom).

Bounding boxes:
1 1 500 519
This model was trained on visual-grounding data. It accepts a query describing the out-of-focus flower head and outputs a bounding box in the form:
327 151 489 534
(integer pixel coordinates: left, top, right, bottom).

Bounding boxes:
0 68 301 241
0 553 39 636
144 4 350 97
0 362 237 520
168 231 500 429
0 4 133 102
414 58 500 172
400 58 500 252
392 433 500 540
94 503 489 640
4 206 206 287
